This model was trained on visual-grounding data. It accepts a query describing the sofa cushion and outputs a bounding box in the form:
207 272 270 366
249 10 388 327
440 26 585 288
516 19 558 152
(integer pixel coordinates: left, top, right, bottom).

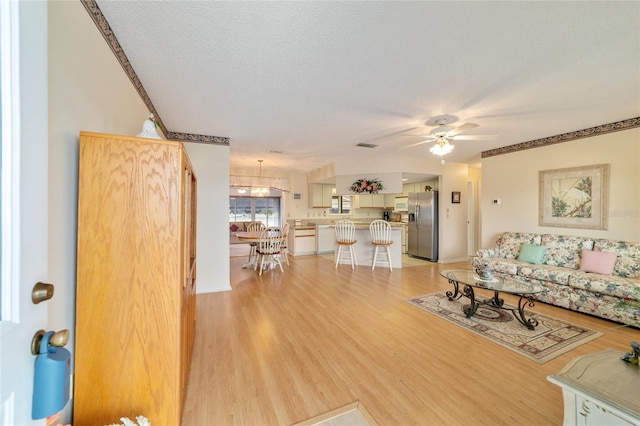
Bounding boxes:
594 239 640 278
570 288 640 326
529 278 573 310
518 244 546 264
518 264 575 285
229 222 247 235
569 272 640 300
540 234 595 269
579 249 617 275
473 258 521 276
497 232 542 259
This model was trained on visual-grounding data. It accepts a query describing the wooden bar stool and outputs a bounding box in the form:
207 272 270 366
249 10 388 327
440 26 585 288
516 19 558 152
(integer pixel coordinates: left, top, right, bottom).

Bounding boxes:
370 220 393 271
335 220 357 269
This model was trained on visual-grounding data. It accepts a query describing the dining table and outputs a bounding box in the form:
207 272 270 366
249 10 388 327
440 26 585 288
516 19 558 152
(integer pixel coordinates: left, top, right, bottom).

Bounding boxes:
236 231 263 269
236 231 286 271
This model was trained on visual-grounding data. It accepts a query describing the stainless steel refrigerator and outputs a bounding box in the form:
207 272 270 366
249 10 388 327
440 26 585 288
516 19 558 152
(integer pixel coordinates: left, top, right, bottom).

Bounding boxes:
408 191 438 261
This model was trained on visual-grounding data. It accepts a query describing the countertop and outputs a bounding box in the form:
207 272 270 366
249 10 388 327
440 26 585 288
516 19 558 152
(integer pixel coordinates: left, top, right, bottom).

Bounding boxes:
290 220 406 230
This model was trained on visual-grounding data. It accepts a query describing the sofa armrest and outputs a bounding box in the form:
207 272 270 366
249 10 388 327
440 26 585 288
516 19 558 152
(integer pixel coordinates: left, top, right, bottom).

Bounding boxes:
475 248 501 258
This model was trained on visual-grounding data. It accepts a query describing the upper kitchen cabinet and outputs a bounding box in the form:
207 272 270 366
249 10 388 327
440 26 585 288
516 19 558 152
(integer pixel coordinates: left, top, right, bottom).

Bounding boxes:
353 194 386 208
403 180 438 194
384 194 396 209
309 183 335 208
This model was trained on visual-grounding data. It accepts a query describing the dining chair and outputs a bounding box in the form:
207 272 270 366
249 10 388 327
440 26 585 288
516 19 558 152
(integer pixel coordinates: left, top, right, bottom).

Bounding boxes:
280 223 290 266
254 227 284 276
335 220 357 269
246 221 265 264
369 220 393 271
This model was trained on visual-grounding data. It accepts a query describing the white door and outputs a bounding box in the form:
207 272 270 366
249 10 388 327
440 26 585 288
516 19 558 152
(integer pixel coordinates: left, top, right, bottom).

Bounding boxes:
1 1 49 424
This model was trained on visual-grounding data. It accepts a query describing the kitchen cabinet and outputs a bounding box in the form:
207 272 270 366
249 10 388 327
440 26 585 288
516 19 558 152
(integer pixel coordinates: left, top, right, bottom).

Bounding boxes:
75 132 197 425
403 180 438 195
289 226 317 255
384 194 396 209
354 194 386 208
309 183 334 208
316 225 336 254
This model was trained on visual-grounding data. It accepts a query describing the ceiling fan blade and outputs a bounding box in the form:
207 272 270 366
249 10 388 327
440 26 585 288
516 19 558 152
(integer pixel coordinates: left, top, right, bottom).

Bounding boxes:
451 134 497 141
447 123 478 136
447 123 479 136
404 139 434 148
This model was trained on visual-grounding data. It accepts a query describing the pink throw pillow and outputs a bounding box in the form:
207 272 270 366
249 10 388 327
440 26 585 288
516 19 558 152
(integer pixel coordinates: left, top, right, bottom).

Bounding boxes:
230 224 239 232
579 249 617 275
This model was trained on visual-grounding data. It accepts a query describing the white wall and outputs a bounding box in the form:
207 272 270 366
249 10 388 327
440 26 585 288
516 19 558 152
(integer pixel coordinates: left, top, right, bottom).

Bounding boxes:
480 127 640 247
184 143 231 293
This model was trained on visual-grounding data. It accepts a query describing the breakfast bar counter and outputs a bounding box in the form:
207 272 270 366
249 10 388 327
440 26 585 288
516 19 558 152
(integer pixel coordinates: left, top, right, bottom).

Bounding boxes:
288 220 405 268
350 225 402 269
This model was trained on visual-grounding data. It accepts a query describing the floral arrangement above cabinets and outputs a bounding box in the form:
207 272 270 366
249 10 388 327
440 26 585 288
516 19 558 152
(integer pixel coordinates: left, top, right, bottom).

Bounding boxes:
350 178 384 194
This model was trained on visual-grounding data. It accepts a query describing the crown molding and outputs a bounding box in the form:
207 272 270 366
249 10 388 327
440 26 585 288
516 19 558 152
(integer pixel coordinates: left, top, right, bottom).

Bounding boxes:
482 117 640 158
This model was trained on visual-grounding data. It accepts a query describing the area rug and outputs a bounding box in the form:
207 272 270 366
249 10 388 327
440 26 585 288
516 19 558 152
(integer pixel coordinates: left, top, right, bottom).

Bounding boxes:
405 291 602 364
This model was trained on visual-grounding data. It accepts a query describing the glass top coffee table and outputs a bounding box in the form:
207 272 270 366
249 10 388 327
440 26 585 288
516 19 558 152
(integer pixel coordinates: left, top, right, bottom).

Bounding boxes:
440 269 545 330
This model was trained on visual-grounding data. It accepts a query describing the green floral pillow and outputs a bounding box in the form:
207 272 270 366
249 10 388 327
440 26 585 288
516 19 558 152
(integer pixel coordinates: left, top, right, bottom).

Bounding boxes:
518 244 547 264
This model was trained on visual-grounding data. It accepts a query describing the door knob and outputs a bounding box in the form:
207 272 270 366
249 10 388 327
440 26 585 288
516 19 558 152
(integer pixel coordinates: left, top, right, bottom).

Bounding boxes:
32 282 54 304
31 329 69 355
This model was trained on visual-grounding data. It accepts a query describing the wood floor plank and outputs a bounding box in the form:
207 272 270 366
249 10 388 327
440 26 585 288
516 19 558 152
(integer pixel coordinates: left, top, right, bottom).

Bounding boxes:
182 254 639 425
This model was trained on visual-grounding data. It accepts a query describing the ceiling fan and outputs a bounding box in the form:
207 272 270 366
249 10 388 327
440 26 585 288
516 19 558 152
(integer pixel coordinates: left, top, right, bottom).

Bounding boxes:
406 115 480 156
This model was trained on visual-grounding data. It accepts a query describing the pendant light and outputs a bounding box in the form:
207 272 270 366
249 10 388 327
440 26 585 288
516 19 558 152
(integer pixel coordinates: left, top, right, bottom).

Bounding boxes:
250 160 270 197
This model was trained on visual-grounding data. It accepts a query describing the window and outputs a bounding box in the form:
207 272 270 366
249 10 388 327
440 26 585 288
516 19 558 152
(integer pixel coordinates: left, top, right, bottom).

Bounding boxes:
330 195 351 214
229 196 281 227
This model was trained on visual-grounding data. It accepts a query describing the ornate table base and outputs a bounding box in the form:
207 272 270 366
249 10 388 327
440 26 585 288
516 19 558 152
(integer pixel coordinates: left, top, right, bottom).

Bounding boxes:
446 279 540 330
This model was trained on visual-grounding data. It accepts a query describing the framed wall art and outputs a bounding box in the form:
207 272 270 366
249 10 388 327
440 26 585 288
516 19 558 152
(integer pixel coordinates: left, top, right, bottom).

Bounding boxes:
451 191 461 204
539 163 610 230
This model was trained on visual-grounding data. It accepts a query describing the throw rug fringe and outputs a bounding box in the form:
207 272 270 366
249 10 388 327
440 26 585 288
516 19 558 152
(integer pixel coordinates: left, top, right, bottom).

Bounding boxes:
405 291 602 364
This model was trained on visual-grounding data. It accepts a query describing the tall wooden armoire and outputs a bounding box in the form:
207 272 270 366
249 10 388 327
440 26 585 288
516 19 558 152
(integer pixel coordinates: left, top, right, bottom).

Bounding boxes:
74 131 197 425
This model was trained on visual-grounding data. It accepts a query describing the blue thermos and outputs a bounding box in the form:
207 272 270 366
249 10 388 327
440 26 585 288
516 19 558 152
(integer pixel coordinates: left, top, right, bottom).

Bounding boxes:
32 330 71 419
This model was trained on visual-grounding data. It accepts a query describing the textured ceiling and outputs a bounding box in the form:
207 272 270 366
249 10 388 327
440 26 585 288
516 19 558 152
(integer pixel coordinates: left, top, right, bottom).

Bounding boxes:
95 1 640 174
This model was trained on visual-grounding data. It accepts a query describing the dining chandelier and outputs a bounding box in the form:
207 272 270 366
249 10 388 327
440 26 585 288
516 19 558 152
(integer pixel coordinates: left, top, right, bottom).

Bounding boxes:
250 160 270 197
429 136 454 156
229 160 290 195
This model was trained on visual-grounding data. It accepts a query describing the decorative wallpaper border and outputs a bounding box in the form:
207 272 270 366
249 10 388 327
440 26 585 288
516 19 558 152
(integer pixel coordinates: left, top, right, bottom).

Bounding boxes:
167 131 230 145
80 0 229 147
482 117 640 158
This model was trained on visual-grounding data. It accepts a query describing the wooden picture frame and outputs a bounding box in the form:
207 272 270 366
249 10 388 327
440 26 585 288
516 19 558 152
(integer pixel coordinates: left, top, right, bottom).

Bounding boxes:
451 191 461 204
539 164 609 230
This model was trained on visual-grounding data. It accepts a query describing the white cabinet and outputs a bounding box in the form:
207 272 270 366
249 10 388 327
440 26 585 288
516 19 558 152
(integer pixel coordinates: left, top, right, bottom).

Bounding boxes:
403 181 438 195
289 227 317 255
384 194 396 209
309 184 334 208
355 194 386 208
316 225 335 254
548 349 640 426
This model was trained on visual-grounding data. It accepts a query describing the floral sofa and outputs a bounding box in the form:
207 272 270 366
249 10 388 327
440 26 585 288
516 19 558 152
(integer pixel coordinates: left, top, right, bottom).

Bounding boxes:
472 232 640 327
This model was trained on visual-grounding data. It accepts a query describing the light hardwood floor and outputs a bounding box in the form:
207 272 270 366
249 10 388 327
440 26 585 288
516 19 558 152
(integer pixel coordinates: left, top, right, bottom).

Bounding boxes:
182 252 639 425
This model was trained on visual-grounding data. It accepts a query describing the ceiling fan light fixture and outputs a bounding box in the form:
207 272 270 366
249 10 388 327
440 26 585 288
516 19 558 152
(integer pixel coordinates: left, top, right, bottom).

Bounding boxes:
429 138 454 156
